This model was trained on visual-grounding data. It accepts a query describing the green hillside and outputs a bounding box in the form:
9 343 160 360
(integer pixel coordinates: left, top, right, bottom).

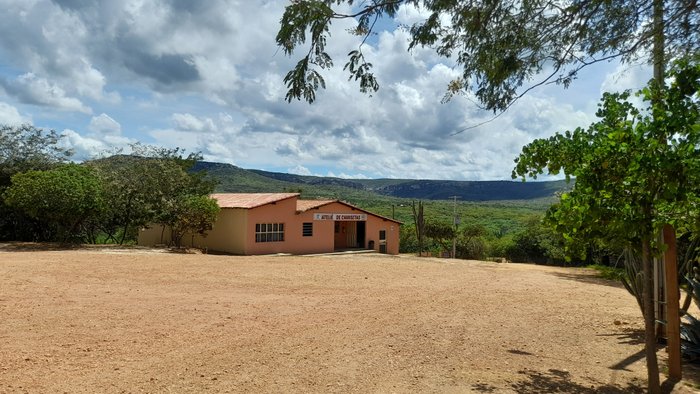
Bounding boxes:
192 161 563 237
196 162 569 202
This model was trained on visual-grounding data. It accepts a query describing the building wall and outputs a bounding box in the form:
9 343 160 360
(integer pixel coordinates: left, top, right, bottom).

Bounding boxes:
361 210 400 255
139 196 400 255
244 196 335 255
137 208 248 254
195 208 248 254
296 202 400 255
138 224 168 246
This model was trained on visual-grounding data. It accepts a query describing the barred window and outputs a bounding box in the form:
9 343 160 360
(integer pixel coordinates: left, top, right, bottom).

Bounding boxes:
255 223 285 243
302 222 313 237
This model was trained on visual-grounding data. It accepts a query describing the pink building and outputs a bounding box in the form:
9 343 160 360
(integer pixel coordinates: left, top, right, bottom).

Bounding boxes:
138 193 401 255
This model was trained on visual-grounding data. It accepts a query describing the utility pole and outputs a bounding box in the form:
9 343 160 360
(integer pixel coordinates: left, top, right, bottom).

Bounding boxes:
449 196 459 259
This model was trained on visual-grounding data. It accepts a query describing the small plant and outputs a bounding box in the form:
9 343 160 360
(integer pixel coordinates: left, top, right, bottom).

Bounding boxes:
587 264 627 281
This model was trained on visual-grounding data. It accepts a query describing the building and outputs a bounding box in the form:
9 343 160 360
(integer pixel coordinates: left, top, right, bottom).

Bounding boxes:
138 193 401 255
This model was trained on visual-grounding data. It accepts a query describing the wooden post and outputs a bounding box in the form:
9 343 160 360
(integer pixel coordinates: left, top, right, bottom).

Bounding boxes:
663 224 681 380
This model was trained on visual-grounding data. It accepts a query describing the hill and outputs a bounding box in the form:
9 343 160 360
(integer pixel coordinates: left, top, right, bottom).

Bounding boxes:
195 161 569 202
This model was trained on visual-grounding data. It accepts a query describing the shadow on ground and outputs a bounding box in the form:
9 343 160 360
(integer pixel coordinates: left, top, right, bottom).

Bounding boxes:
481 369 647 394
677 360 700 392
549 270 624 288
597 326 646 346
0 242 195 254
0 242 83 251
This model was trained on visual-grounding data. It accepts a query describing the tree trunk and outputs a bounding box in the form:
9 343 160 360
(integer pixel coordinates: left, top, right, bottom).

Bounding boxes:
645 1 665 392
642 236 661 394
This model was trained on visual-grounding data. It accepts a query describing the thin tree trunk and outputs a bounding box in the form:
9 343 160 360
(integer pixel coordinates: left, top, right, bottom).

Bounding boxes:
643 1 664 392
119 195 134 245
642 236 661 394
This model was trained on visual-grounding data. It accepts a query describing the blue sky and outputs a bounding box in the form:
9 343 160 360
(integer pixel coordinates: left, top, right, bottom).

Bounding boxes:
0 0 652 180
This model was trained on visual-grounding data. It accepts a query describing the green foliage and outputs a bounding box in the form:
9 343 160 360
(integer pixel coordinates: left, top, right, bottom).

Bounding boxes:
277 1 699 111
455 223 488 260
88 145 216 244
424 221 454 251
399 224 419 253
167 195 220 248
587 264 627 282
513 60 700 259
3 164 104 242
0 124 73 187
513 59 700 391
0 124 73 240
504 216 568 264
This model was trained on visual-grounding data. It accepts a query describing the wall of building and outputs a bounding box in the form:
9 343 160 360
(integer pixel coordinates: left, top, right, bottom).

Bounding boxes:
137 208 248 254
195 208 248 254
245 196 334 255
297 202 400 255
139 196 400 255
137 225 168 246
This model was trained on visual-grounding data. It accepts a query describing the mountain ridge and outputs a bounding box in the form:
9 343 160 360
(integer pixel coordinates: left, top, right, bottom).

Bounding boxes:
193 161 569 202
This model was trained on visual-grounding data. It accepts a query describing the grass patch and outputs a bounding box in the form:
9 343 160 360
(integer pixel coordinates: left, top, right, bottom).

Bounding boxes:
587 264 627 281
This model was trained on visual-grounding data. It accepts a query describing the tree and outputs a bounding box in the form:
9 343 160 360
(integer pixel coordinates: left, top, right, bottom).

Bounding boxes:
166 195 220 248
411 200 425 255
3 164 104 242
424 221 455 252
0 124 73 240
0 124 73 187
504 216 567 264
512 60 700 392
87 145 216 244
277 0 698 111
458 223 488 260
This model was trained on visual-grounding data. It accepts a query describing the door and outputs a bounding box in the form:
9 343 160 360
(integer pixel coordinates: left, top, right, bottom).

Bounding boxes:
357 221 366 248
379 229 387 253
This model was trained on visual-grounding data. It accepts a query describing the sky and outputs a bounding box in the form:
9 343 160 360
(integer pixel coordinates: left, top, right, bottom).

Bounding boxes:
0 0 653 181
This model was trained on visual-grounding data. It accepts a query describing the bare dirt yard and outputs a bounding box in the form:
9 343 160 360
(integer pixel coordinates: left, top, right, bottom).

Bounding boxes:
1 245 699 393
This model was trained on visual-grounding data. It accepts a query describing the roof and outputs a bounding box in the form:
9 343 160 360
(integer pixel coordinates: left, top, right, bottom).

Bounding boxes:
296 199 402 224
296 199 335 212
209 193 401 224
210 193 299 209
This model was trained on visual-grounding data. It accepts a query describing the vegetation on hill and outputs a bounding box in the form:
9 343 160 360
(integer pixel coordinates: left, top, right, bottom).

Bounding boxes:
1 125 572 265
195 160 574 264
0 127 217 244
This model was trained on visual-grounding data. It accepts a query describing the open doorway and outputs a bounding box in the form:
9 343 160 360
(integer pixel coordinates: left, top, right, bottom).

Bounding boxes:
334 221 366 250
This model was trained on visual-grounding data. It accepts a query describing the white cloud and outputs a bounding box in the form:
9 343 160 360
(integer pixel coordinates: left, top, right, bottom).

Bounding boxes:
601 63 652 95
2 73 92 113
0 101 30 125
89 113 121 134
288 165 311 176
60 128 109 159
172 113 215 132
0 0 620 181
394 3 431 26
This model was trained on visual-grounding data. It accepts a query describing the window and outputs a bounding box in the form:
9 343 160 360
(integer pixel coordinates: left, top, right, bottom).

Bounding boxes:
302 222 313 237
379 230 386 240
255 223 285 242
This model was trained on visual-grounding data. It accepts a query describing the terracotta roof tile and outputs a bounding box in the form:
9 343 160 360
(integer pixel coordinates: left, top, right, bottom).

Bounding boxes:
210 193 299 209
296 199 335 212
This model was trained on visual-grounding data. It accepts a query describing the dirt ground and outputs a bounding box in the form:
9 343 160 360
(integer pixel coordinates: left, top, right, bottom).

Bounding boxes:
1 245 699 393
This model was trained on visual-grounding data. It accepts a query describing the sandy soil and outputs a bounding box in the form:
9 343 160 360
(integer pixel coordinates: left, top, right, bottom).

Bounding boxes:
0 245 698 393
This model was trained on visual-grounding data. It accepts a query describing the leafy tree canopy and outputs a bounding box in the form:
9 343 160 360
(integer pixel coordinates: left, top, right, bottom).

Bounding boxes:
3 163 104 241
87 144 217 244
277 0 699 111
512 59 700 256
0 124 73 187
512 59 700 391
168 195 221 248
424 221 455 250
